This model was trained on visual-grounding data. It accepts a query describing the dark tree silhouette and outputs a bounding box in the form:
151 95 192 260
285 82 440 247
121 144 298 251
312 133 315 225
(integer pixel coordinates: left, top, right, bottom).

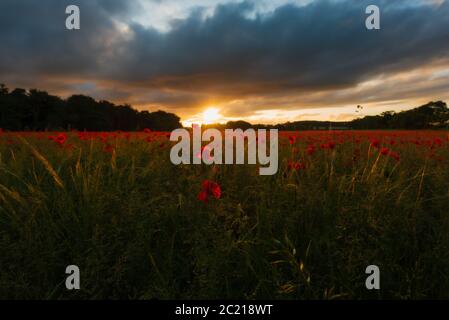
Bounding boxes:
0 84 447 131
203 102 448 131
0 85 182 131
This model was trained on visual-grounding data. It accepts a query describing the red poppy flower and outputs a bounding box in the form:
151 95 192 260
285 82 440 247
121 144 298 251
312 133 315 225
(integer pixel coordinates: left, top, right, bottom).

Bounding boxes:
198 180 222 203
380 147 390 155
288 135 296 145
306 145 316 155
196 146 213 162
370 139 380 149
321 141 335 150
288 160 305 171
197 190 208 203
434 138 443 146
389 152 400 162
55 133 67 146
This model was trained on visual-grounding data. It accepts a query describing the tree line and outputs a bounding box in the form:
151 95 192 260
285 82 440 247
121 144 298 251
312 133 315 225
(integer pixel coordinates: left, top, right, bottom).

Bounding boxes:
1 84 447 131
350 101 449 130
204 101 449 130
0 84 182 131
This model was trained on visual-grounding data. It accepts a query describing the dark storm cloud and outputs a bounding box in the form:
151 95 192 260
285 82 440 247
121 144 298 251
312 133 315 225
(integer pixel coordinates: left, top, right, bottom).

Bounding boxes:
111 0 449 96
0 0 139 76
1 0 448 109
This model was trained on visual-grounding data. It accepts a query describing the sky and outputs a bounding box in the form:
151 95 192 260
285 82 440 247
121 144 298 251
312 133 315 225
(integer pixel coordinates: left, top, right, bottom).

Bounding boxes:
1 0 449 125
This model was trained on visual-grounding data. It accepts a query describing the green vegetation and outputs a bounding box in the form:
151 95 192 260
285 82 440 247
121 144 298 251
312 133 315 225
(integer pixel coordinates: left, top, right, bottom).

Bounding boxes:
1 130 449 299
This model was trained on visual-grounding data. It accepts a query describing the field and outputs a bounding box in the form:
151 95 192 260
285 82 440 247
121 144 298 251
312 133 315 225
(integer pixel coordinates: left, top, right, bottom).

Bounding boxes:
1 130 449 299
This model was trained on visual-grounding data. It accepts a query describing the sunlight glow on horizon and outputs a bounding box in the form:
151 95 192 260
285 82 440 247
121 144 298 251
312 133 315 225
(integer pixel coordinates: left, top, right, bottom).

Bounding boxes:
182 107 228 127
178 99 435 127
202 108 222 124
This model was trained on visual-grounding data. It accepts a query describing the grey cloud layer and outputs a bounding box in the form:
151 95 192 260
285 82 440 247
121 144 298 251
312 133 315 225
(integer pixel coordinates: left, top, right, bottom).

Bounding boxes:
1 0 448 110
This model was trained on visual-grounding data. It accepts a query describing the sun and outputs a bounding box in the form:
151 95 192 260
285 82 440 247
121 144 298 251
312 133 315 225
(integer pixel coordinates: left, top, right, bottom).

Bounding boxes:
202 107 222 124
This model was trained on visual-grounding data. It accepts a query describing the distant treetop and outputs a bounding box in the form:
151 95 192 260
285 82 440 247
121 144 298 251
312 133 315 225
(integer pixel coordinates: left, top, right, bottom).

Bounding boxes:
0 84 447 131
0 84 182 131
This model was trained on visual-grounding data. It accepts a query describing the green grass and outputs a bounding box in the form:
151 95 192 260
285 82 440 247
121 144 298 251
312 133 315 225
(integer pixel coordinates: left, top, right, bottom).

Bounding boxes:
1 131 449 299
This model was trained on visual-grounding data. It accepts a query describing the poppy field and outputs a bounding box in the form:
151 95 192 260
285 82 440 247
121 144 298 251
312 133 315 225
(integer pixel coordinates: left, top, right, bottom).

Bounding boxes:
1 129 449 299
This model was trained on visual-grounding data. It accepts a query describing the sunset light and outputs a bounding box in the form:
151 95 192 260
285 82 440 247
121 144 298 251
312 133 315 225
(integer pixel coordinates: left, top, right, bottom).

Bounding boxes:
202 107 223 125
3 0 449 302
